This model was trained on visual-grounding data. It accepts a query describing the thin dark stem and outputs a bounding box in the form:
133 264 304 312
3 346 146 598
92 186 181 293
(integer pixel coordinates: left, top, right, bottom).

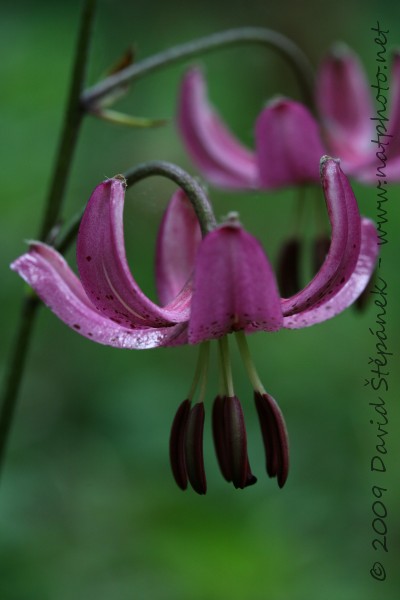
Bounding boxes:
0 0 96 478
81 27 315 110
124 161 217 235
0 295 39 476
38 0 96 242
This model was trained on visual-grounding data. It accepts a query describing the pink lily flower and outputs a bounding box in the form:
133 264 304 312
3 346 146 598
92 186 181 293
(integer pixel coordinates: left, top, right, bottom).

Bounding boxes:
178 49 400 188
11 158 378 493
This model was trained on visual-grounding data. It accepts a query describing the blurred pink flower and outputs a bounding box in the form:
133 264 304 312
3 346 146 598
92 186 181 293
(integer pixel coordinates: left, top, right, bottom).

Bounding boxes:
177 49 400 188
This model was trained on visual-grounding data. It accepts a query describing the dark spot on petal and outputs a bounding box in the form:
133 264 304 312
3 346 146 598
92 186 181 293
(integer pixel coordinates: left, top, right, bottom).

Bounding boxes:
73 324 81 330
86 256 92 262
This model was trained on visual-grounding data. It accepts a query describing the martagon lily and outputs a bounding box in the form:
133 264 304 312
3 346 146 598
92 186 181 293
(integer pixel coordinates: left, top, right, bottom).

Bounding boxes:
11 157 378 494
178 47 400 189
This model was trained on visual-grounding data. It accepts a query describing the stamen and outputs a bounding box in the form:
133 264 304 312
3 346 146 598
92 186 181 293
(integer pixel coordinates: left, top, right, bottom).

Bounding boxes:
197 342 210 404
218 337 235 398
235 331 265 395
235 332 289 488
225 396 257 489
169 399 191 490
212 395 232 482
184 402 207 495
254 391 289 488
212 395 257 489
170 343 209 494
187 342 210 401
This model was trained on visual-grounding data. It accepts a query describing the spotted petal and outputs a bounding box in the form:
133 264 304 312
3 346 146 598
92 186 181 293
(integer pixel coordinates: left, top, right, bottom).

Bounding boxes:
177 68 259 189
255 98 325 188
188 222 283 344
283 219 378 328
11 243 187 348
282 157 361 316
77 177 191 329
155 189 201 306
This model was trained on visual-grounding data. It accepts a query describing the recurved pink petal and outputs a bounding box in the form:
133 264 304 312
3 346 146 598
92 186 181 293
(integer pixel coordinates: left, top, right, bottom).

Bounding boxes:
283 219 378 328
77 177 191 329
255 98 325 187
155 189 201 306
177 68 259 189
316 45 374 170
11 243 187 348
282 157 361 316
188 221 283 344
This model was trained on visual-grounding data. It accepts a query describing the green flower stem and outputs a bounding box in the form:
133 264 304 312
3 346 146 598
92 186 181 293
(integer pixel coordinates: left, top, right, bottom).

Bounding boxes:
124 161 217 236
0 0 96 479
235 331 265 395
82 27 315 110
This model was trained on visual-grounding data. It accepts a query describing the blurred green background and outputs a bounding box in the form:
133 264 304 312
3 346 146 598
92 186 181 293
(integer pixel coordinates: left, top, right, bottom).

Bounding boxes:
1 0 399 598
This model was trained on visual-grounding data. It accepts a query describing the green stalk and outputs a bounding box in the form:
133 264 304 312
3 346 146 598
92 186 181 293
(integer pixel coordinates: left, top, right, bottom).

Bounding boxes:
125 161 217 236
82 27 315 110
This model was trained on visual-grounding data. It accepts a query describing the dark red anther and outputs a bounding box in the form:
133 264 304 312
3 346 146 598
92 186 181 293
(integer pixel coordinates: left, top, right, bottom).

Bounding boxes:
184 402 207 495
224 396 257 489
212 396 257 489
276 237 302 298
169 399 191 490
212 395 232 483
254 391 289 488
